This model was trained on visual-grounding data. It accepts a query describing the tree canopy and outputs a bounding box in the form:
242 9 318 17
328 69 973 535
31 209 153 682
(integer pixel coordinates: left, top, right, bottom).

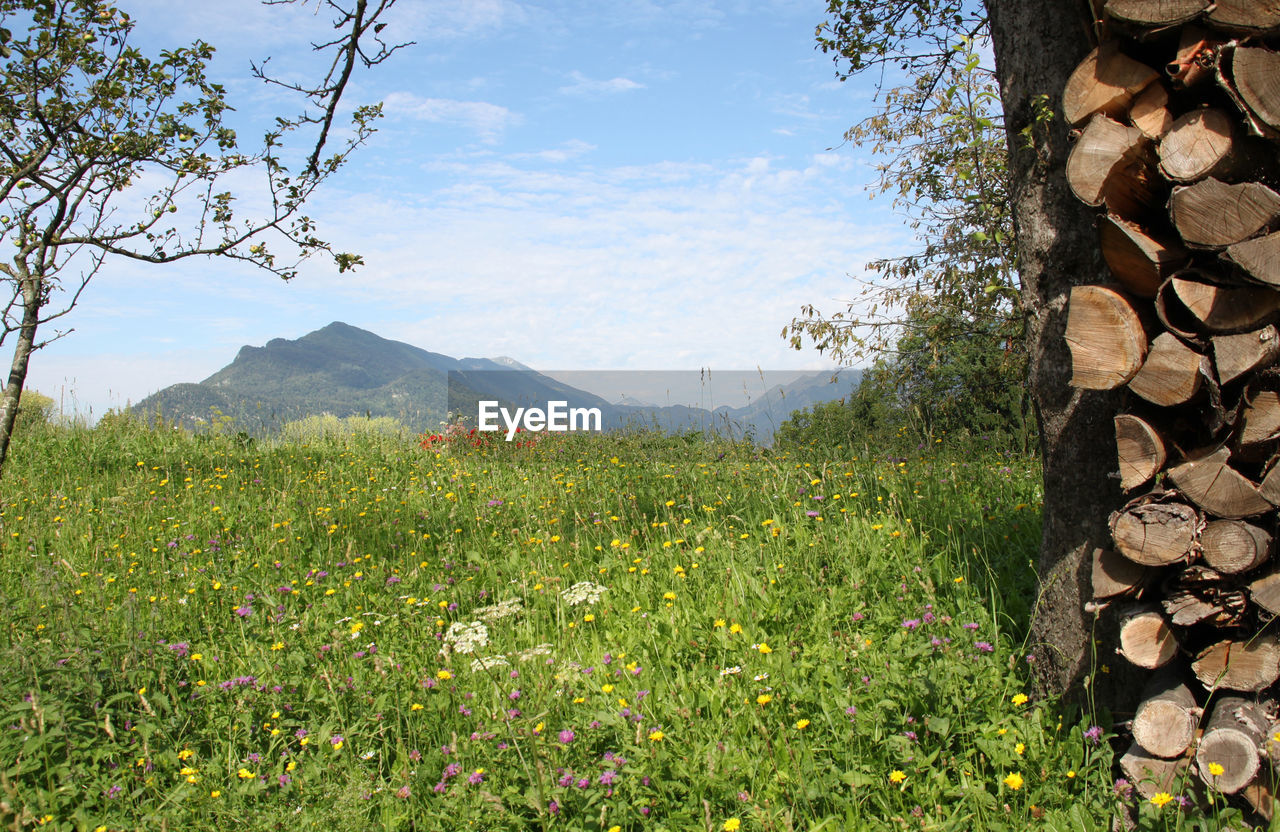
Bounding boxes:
0 0 404 475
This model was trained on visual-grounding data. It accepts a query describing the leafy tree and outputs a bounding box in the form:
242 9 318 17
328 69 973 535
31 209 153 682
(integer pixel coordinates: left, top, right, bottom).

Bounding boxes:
778 302 1033 452
808 0 1130 701
784 34 1017 366
0 0 405 476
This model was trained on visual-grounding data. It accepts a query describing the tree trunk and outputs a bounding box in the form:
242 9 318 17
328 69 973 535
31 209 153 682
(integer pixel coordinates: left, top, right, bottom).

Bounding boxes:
0 279 40 480
987 0 1141 702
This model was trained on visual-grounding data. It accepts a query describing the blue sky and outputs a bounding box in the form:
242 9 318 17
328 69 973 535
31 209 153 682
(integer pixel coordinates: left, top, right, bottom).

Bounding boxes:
23 0 911 417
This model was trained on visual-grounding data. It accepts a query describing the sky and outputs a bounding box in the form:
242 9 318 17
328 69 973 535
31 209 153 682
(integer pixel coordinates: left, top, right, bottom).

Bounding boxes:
20 0 912 418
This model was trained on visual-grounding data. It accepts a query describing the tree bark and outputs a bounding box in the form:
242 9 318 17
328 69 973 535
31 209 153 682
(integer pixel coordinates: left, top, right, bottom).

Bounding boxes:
987 0 1141 702
0 278 40 480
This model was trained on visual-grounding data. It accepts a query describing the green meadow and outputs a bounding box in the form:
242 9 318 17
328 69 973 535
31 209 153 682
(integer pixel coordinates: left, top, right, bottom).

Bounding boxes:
0 420 1241 830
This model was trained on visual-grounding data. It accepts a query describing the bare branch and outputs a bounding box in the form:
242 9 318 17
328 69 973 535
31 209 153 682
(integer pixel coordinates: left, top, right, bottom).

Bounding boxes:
252 0 411 175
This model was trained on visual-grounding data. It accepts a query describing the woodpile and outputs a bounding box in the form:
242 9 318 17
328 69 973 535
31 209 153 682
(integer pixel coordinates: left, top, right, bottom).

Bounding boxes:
1066 2 1280 818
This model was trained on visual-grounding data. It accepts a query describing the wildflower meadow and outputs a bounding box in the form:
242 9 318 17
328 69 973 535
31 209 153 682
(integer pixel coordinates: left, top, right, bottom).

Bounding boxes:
0 419 1253 830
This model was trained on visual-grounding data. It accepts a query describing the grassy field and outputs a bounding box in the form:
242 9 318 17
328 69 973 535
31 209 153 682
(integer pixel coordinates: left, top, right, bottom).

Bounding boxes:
0 420 1243 830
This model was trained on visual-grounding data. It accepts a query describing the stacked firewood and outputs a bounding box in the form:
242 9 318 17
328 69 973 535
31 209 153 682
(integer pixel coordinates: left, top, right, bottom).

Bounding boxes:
1062 0 1280 819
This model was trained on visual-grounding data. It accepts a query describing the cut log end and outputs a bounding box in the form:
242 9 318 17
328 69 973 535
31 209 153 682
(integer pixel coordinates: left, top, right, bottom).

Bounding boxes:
1201 520 1272 574
1118 608 1179 669
1066 285 1149 389
1169 179 1280 249
1159 109 1235 183
1167 448 1272 519
1105 0 1209 26
1191 637 1280 692
1063 43 1160 126
1129 331 1202 406
1213 326 1280 386
1195 697 1268 794
1132 674 1198 758
1111 496 1201 566
1120 742 1192 801
1115 414 1167 491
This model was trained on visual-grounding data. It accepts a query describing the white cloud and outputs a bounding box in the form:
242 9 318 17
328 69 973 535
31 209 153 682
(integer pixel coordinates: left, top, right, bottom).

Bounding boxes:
24 149 900 417
509 140 597 164
558 71 645 96
395 0 533 41
277 153 903 368
383 92 521 142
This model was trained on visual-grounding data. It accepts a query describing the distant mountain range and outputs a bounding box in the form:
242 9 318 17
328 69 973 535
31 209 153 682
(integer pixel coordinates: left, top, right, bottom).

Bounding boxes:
130 322 861 443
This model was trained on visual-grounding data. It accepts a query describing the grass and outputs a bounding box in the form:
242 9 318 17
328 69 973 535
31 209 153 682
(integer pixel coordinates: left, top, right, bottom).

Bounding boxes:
0 419 1252 830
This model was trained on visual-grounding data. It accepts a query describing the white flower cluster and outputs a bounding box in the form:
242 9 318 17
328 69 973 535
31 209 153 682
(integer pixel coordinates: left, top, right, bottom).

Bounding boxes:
473 597 523 622
560 581 607 606
440 620 489 657
469 655 510 672
514 643 553 661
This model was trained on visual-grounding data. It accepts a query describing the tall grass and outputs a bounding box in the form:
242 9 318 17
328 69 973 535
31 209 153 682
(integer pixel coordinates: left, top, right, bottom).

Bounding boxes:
0 420 1247 831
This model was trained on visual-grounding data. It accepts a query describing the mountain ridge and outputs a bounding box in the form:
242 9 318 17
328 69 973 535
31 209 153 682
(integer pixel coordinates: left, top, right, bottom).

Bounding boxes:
131 322 860 441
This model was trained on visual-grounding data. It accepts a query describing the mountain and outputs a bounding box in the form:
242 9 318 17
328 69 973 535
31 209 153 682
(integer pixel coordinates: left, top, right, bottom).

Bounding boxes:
714 368 862 442
130 322 860 441
132 322 558 433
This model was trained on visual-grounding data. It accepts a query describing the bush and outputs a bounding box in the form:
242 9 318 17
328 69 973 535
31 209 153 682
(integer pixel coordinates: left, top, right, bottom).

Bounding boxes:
279 413 409 446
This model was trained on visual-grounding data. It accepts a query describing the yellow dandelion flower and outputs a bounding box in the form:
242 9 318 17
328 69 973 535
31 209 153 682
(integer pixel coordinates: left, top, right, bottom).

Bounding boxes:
1003 772 1023 790
889 770 906 784
795 719 810 730
714 619 726 628
1207 762 1225 777
724 820 742 831
757 694 772 705
411 703 424 711
1015 742 1025 755
1011 693 1028 706
757 643 772 654
1150 792 1173 808
729 623 742 633
437 669 452 680
648 730 664 741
